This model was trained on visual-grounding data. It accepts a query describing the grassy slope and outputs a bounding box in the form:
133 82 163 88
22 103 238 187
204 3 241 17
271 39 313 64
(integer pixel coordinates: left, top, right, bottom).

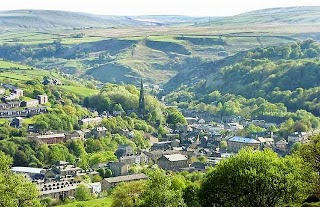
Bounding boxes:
58 85 99 97
57 197 113 207
0 7 319 86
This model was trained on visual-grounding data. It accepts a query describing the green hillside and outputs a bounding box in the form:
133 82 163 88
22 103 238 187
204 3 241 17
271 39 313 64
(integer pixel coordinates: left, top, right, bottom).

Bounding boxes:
200 6 320 26
164 40 320 121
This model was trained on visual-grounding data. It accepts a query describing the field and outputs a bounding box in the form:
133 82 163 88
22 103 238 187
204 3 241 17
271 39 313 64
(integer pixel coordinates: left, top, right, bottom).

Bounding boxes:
57 197 113 207
58 85 99 97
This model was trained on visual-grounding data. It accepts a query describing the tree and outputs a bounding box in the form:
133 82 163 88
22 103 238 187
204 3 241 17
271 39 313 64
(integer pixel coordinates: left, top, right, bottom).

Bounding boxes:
111 181 146 207
183 184 201 207
166 107 187 129
75 184 92 201
137 169 186 207
0 151 41 207
199 148 316 207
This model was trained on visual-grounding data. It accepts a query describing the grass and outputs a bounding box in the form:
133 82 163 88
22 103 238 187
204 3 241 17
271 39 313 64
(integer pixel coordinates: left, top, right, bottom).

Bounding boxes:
0 60 32 70
57 196 113 207
58 85 99 97
147 35 185 44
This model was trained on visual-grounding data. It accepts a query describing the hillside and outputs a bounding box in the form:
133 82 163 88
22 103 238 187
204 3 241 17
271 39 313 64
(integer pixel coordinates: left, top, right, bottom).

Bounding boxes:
164 40 320 118
0 7 319 86
0 10 209 30
199 6 320 26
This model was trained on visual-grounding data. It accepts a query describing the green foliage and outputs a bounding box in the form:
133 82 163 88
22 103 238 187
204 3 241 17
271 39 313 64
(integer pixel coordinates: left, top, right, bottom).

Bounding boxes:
75 184 93 201
137 169 186 207
199 148 317 207
0 151 41 207
111 181 146 207
166 107 187 128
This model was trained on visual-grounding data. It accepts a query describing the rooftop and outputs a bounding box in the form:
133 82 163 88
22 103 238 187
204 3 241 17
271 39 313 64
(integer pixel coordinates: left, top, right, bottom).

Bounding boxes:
163 154 188 162
104 173 147 183
228 136 260 144
11 166 45 174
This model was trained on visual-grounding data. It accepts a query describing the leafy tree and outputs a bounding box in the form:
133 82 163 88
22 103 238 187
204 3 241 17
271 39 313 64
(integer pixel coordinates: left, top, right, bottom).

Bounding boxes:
0 151 41 207
199 148 316 207
111 181 146 207
183 183 201 207
166 107 187 128
75 184 93 201
137 169 186 207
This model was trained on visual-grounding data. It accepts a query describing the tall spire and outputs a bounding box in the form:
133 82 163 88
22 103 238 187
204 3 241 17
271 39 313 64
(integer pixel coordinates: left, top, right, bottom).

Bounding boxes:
138 79 145 117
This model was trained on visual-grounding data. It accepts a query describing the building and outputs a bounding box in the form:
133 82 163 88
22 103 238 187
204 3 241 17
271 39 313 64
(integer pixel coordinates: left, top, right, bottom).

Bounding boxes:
20 99 39 107
86 182 102 195
157 154 189 171
37 94 49 105
119 153 148 165
39 179 81 199
151 140 180 151
31 133 66 144
275 139 288 151
11 166 46 180
10 117 23 128
288 132 310 143
227 136 260 152
12 88 24 97
144 150 182 163
66 130 85 141
101 173 148 190
257 137 275 148
79 117 102 126
108 162 129 177
116 144 133 158
91 127 107 138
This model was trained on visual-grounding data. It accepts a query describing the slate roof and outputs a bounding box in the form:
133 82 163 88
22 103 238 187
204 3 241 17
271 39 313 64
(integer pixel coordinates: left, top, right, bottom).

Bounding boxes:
104 173 147 183
11 166 45 174
228 136 260 144
163 154 188 162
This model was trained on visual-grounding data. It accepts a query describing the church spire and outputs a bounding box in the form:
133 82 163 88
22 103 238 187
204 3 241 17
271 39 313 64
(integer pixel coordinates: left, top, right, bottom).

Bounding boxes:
138 79 145 117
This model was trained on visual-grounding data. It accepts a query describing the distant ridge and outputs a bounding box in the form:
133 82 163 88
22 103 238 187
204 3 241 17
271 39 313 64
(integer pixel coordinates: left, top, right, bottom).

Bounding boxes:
0 10 210 30
199 6 320 26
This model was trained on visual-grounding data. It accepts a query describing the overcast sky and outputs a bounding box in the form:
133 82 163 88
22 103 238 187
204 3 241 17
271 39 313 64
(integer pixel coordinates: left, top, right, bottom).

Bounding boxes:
1 0 319 16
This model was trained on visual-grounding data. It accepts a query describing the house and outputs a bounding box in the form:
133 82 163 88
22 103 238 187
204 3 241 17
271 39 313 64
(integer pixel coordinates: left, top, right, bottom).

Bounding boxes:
86 182 101 195
6 101 20 108
157 154 189 171
257 137 275 148
225 123 244 131
66 130 85 141
31 133 66 144
0 88 5 95
20 99 39 107
39 179 81 199
227 136 260 152
116 144 133 158
119 153 148 165
79 117 102 126
151 139 180 151
10 117 23 128
275 139 288 151
11 88 24 97
11 166 46 180
144 150 182 163
288 132 310 144
91 127 107 138
37 94 49 105
108 162 129 177
101 173 148 190
120 129 135 138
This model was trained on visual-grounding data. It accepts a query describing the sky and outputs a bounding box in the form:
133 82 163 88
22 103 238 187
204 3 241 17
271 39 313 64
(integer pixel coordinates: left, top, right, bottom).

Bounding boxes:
1 0 319 16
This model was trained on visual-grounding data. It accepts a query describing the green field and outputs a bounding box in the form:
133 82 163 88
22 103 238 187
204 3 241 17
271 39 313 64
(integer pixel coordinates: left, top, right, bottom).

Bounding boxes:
58 85 99 97
0 60 32 70
57 197 113 207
